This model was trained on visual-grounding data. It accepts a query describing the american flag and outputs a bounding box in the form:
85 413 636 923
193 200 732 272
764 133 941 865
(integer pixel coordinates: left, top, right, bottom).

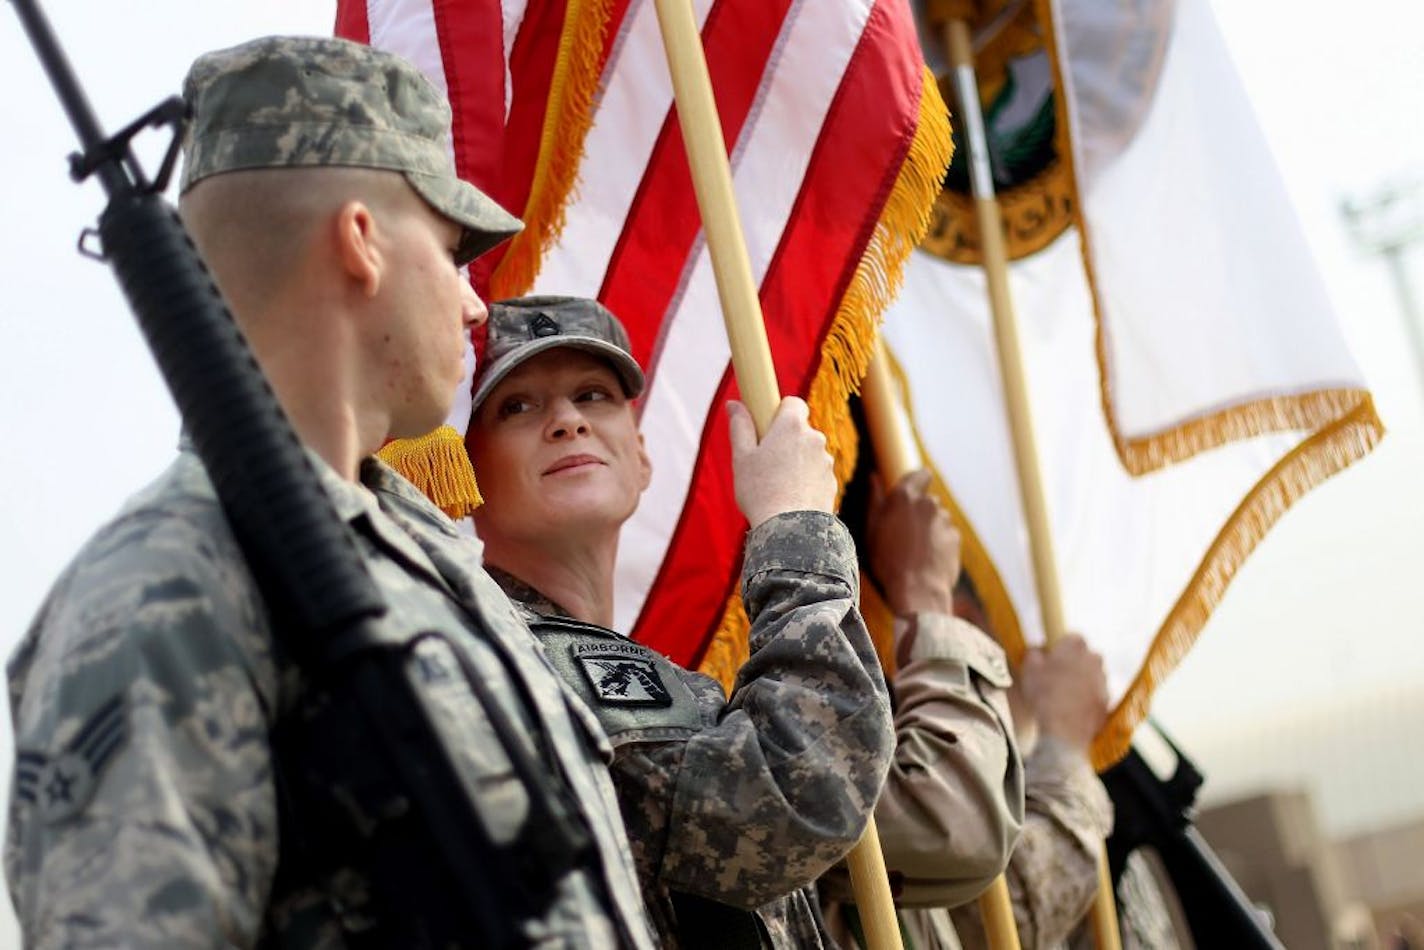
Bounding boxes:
338 0 951 681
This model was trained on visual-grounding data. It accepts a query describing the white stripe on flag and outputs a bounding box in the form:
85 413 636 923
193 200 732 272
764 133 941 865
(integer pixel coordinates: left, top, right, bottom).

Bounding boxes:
607 2 875 631
535 0 717 298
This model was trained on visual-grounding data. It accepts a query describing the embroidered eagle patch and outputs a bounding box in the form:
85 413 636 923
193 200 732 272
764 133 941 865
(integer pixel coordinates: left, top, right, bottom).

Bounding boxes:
574 648 673 707
15 695 127 825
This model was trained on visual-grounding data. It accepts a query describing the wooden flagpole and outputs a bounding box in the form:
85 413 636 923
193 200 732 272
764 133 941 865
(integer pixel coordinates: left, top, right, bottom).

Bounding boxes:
862 343 1023 950
650 1 903 947
939 15 1123 949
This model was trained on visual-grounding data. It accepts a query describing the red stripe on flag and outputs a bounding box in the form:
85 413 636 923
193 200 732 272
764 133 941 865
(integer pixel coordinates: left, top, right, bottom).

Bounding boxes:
479 3 567 284
600 0 636 73
629 367 746 665
628 0 926 665
762 0 921 397
598 0 795 372
432 0 511 297
333 0 370 43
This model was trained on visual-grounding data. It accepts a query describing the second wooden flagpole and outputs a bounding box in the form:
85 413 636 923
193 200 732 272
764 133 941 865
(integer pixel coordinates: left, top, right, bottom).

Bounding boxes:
650 0 902 947
940 15 1123 950
861 343 1023 950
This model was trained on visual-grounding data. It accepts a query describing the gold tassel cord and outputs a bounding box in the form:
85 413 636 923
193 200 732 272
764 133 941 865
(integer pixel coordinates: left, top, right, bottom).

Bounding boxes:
491 0 616 299
377 425 484 519
699 67 956 690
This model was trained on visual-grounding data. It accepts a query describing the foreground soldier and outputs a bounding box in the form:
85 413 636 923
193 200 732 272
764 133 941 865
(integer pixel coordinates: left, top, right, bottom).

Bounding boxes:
464 296 895 947
5 39 654 947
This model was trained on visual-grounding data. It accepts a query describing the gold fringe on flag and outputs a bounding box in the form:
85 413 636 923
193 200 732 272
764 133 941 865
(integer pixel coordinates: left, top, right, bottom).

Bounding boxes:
859 575 900 679
490 0 616 300
377 425 484 519
1088 392 1383 769
880 345 1384 771
698 67 956 691
698 590 750 695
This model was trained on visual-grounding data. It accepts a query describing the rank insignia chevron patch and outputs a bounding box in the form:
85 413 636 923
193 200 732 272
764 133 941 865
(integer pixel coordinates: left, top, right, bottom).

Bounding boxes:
15 694 127 824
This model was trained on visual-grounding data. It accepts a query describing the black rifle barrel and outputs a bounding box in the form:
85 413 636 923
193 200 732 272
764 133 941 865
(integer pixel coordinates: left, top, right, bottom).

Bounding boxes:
9 0 387 641
11 0 126 195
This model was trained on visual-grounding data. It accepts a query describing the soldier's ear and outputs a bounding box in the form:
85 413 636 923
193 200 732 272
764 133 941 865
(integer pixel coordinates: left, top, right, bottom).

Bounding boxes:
334 200 382 298
637 432 652 493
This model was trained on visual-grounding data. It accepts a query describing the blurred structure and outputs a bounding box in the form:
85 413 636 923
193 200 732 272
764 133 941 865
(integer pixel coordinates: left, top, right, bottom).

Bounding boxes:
1196 789 1424 950
1342 175 1424 398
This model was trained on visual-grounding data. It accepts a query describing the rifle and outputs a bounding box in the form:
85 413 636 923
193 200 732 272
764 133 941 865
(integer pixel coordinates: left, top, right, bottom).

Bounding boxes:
8 2 599 945
1099 722 1285 949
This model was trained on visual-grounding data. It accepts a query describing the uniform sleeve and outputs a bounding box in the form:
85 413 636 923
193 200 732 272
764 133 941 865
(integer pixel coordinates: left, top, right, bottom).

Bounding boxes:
5 514 280 949
872 613 1025 908
951 736 1113 950
659 510 894 907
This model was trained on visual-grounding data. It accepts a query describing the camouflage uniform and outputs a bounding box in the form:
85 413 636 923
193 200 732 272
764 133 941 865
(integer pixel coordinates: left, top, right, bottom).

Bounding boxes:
820 613 1026 950
949 735 1111 950
489 510 895 948
6 450 656 947
955 737 1185 950
7 36 654 949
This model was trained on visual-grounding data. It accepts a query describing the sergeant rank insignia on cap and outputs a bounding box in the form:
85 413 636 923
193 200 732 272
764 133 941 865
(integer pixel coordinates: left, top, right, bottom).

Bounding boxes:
572 642 673 707
15 694 127 824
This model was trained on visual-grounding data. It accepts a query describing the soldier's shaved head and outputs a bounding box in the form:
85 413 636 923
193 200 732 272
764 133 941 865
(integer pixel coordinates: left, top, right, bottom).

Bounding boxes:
179 165 415 318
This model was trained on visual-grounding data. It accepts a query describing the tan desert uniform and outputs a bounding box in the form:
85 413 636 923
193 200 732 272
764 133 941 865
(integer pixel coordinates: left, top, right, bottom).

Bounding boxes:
951 736 1112 950
821 613 1026 949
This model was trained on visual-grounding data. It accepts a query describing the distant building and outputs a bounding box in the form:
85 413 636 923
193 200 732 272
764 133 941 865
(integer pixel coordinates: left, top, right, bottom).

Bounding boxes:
1196 790 1424 950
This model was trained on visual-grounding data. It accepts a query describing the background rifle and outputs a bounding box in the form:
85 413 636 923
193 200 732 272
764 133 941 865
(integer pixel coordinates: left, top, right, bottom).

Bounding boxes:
8 1 598 944
1100 723 1285 949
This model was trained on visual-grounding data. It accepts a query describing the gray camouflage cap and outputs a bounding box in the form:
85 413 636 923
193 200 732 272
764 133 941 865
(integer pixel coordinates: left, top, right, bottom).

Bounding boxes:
180 35 522 265
473 296 646 413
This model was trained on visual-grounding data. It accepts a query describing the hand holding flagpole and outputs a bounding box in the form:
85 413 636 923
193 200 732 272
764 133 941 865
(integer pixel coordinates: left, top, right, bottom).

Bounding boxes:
650 0 903 946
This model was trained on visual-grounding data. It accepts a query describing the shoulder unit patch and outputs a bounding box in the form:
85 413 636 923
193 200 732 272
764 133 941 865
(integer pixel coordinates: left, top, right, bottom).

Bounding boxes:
573 643 673 707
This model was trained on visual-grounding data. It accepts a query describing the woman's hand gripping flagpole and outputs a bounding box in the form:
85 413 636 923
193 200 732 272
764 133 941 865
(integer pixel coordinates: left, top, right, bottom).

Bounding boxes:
650 0 903 946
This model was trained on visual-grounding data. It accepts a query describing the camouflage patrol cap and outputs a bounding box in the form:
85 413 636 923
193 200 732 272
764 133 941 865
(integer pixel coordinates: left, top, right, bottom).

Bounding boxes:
472 296 645 413
180 35 521 265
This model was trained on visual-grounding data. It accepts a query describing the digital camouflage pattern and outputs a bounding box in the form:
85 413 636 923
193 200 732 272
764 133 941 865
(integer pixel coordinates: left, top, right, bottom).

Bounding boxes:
491 511 895 948
181 36 521 265
952 736 1111 950
472 296 646 413
821 612 1026 950
6 450 656 948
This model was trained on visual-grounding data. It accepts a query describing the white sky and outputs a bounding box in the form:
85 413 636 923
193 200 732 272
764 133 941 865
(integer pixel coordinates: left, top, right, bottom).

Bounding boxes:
0 0 1421 942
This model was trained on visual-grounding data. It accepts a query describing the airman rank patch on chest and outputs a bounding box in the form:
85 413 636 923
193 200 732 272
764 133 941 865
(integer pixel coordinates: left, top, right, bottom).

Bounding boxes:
573 642 673 707
15 694 127 825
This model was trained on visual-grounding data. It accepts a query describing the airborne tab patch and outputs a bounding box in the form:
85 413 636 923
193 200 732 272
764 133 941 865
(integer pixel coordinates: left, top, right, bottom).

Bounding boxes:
15 694 127 824
573 643 673 707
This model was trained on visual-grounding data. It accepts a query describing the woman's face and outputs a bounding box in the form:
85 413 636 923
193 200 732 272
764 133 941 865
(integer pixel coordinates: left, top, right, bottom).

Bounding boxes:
468 348 651 549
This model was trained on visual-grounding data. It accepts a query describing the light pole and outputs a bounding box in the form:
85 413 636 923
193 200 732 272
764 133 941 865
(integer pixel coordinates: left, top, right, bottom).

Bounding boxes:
1341 177 1424 399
